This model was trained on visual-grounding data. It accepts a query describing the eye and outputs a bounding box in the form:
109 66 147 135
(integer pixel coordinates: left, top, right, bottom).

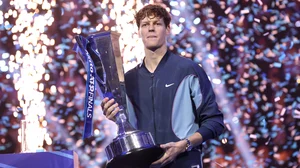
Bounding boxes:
141 23 148 27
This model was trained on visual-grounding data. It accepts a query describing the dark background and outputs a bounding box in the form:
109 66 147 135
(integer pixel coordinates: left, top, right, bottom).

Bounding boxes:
0 0 299 167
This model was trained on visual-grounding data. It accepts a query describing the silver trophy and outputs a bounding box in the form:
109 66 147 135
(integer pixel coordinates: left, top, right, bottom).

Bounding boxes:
74 31 163 168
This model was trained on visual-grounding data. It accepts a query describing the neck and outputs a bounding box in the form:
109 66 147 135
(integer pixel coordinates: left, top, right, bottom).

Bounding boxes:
144 45 167 73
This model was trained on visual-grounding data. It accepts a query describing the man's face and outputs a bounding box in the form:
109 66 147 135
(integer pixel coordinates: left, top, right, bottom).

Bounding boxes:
138 16 170 51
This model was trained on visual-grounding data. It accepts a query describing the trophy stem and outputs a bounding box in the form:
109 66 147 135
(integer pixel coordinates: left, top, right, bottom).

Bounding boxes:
115 108 135 135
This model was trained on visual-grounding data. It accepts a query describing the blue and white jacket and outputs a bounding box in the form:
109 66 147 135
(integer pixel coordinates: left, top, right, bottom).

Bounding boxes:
125 50 224 145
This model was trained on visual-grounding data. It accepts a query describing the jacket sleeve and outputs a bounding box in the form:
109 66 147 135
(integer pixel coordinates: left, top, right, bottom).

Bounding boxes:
191 65 225 142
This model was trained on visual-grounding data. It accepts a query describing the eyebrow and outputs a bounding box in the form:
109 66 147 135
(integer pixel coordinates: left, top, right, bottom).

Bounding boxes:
141 18 162 24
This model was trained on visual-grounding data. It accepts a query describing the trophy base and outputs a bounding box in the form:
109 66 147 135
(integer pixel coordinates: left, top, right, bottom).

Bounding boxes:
105 130 164 168
106 145 164 168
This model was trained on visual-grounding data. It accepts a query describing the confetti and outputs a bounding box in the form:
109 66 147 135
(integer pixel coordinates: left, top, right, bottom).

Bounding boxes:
0 0 299 167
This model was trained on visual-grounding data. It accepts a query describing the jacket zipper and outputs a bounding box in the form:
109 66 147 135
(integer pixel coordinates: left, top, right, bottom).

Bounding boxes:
151 73 157 143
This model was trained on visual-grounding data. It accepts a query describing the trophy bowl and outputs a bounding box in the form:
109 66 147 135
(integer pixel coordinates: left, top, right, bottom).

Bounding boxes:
106 130 164 168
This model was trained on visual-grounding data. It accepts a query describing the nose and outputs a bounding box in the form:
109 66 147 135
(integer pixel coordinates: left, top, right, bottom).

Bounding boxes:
148 24 154 32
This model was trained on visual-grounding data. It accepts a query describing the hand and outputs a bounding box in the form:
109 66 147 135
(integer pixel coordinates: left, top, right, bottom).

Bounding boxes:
101 97 120 121
150 140 187 168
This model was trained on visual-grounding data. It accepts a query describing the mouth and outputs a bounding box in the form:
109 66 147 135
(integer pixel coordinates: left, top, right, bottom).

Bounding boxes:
147 36 157 39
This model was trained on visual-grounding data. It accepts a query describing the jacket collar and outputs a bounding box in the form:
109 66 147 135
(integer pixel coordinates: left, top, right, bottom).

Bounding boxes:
139 50 171 74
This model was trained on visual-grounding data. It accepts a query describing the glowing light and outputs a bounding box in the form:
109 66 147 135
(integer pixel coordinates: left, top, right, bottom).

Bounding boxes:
171 9 180 16
212 78 222 84
180 1 186 7
232 117 239 123
0 62 8 72
221 138 228 144
193 17 201 25
179 17 185 23
2 53 10 59
171 23 183 35
96 23 103 31
6 74 11 79
50 85 57 94
1 0 298 167
170 1 178 7
208 53 214 59
94 129 100 135
296 21 300 27
57 49 63 55
2 0 58 153
13 111 19 118
112 0 147 72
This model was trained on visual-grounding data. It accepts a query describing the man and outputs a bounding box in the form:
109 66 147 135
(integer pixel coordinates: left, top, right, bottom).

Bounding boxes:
102 4 224 168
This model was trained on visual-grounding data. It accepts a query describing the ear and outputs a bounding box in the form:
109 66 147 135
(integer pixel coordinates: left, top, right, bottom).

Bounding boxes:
137 28 142 37
166 25 171 35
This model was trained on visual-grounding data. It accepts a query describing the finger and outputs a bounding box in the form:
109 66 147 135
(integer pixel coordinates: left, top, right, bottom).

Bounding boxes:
106 103 119 117
107 106 120 120
160 142 173 149
151 157 163 165
103 99 115 113
161 152 175 167
151 152 168 165
101 97 109 108
161 158 173 167
104 99 115 110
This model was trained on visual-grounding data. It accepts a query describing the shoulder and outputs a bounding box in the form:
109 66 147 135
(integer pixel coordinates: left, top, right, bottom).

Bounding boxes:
125 64 140 82
125 64 139 75
169 52 205 73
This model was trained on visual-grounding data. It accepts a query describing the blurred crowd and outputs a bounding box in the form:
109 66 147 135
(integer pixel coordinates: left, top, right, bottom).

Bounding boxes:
0 0 299 167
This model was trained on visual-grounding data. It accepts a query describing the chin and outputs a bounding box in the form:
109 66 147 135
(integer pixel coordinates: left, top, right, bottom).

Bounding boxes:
145 44 161 51
147 46 160 51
